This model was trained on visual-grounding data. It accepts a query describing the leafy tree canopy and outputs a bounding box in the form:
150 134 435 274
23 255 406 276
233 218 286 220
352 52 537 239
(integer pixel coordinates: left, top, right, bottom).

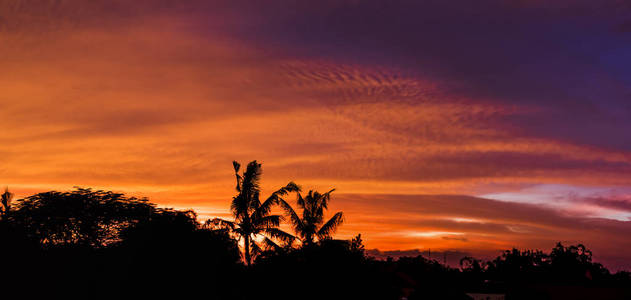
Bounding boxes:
9 188 157 247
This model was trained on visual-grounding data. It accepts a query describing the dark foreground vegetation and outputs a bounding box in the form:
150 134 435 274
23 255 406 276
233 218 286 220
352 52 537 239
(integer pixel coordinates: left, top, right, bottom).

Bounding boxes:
1 161 630 299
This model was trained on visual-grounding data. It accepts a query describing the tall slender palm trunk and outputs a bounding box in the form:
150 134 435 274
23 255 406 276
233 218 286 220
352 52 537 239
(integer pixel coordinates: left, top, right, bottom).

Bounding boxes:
244 235 251 267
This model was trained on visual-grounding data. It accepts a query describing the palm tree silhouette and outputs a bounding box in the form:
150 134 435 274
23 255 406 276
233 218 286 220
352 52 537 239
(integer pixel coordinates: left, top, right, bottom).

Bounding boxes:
206 161 300 266
280 189 344 246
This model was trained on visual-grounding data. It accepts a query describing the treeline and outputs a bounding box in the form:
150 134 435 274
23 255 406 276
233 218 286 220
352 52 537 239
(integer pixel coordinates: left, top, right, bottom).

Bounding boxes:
0 161 629 299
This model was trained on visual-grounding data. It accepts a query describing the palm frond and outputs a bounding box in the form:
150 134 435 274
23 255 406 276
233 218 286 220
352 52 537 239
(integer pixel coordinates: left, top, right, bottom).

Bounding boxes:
250 239 263 258
264 227 295 245
317 211 344 240
282 181 301 194
203 218 236 230
239 161 262 210
315 205 325 223
256 181 301 217
262 236 282 251
234 227 246 237
296 193 305 210
256 196 276 218
320 188 335 209
232 161 242 192
253 214 282 228
250 190 261 210
279 199 304 233
242 161 261 193
231 195 249 218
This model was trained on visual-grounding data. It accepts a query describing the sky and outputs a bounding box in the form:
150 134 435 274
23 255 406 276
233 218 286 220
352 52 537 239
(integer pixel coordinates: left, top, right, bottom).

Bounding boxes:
1 0 631 270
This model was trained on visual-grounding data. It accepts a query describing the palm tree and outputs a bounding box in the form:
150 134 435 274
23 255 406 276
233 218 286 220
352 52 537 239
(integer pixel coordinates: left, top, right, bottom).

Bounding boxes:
279 189 344 246
1 187 12 217
205 161 300 266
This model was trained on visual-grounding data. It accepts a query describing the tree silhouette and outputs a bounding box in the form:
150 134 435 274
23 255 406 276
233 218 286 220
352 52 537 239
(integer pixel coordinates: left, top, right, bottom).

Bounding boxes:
206 160 300 266
551 243 592 264
279 188 344 246
9 188 156 246
1 187 12 217
460 256 485 273
118 208 242 298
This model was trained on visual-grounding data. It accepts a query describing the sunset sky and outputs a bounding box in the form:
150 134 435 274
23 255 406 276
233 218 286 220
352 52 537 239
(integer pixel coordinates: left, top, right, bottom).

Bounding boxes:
2 1 631 270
